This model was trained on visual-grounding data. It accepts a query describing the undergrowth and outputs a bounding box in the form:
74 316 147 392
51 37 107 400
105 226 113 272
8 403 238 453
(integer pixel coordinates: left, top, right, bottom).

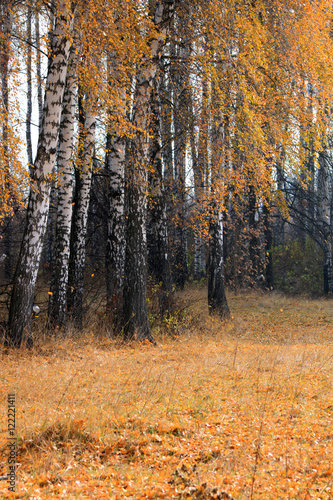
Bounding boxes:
1 288 333 499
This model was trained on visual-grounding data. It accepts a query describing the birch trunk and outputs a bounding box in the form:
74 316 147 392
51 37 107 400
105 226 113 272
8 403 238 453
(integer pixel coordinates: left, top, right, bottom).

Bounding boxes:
123 0 176 342
318 151 333 295
160 64 174 287
67 95 95 327
208 208 230 318
191 118 207 280
147 82 173 316
8 0 73 347
263 203 273 289
26 4 33 167
248 184 260 283
194 235 206 279
173 150 188 289
105 129 125 329
172 41 188 289
0 0 12 280
208 97 229 317
48 48 76 328
36 11 43 132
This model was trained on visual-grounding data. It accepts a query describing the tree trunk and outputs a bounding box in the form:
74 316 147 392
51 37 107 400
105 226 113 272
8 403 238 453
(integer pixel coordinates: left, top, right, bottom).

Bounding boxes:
160 62 174 289
35 10 43 132
122 0 176 342
172 41 188 289
105 130 126 330
208 208 230 318
48 48 76 329
191 104 207 280
0 0 12 280
318 151 333 295
67 93 95 328
208 85 229 317
147 81 173 316
123 139 152 341
263 203 273 289
8 0 73 347
26 4 33 167
248 184 260 283
105 47 126 330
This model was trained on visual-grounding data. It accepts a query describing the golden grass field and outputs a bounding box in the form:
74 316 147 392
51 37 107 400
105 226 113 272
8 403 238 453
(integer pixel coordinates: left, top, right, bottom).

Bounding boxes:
1 288 333 499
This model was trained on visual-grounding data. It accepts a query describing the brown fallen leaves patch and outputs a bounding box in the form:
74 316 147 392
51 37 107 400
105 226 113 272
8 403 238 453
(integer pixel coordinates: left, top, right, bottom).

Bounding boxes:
0 290 333 498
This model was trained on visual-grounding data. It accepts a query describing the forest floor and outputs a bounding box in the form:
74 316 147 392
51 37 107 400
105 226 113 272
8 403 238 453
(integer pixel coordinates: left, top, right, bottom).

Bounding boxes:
1 287 333 499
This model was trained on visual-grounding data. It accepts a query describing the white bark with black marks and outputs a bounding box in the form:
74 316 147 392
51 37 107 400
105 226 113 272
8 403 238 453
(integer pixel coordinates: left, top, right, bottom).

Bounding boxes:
105 48 126 328
147 81 173 316
172 40 189 288
208 209 230 318
8 0 74 347
35 10 43 132
191 124 207 280
48 48 76 328
26 3 33 167
106 130 125 329
318 151 333 295
0 0 12 280
67 98 95 327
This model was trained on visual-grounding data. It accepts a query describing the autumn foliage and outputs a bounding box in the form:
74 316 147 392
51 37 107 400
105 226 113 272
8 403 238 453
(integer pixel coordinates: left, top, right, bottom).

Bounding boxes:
2 1 333 495
1 289 333 498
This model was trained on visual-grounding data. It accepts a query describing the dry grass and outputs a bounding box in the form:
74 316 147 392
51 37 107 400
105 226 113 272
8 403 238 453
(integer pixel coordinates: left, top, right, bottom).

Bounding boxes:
1 288 333 499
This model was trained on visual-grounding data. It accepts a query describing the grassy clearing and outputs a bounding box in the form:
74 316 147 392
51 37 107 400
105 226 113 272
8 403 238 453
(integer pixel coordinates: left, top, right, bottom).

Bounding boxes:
1 288 333 499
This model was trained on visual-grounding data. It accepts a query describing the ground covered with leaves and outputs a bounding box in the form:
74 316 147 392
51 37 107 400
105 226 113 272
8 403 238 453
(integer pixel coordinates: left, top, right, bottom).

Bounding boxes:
1 289 333 499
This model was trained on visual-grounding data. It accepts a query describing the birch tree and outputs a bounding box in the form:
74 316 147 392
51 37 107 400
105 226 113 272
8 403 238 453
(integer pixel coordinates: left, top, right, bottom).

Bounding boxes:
0 0 12 280
318 150 333 295
48 48 76 328
105 125 126 329
26 2 33 167
8 0 74 347
171 39 188 289
35 10 43 132
67 92 95 327
191 89 208 281
123 0 177 342
147 79 173 316
208 207 230 317
105 52 126 329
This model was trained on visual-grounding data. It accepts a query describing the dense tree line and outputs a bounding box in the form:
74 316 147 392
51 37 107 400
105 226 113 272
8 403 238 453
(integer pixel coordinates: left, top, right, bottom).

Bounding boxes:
1 0 333 347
